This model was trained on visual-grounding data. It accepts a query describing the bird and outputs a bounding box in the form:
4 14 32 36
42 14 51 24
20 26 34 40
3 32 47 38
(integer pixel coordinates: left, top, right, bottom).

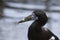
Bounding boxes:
18 10 59 40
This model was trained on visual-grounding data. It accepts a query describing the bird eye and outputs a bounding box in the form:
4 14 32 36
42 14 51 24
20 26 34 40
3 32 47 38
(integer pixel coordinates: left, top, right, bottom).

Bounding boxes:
31 13 37 20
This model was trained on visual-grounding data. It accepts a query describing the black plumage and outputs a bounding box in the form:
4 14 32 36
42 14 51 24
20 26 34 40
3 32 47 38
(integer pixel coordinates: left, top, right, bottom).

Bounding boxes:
18 10 59 40
28 10 59 40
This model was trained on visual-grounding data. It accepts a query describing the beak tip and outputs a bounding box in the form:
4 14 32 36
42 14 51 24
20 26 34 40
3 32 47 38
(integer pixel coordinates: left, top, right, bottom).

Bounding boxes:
18 20 24 23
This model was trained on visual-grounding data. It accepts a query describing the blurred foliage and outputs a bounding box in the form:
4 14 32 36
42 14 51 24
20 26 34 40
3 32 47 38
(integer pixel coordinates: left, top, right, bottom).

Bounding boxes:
0 0 5 8
0 0 5 19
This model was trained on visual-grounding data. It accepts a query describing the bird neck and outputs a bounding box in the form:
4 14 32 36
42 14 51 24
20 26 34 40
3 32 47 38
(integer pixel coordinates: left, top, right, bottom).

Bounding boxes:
36 17 48 27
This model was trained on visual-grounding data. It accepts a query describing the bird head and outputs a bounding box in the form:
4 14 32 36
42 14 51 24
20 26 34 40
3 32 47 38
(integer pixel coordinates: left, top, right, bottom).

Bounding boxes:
18 10 48 23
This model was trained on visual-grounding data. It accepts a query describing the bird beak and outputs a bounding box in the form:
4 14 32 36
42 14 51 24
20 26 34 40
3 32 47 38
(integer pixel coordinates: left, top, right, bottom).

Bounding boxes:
18 13 37 23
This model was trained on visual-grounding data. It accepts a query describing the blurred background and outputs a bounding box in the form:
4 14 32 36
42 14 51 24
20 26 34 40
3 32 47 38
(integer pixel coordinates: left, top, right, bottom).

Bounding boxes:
0 0 60 40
